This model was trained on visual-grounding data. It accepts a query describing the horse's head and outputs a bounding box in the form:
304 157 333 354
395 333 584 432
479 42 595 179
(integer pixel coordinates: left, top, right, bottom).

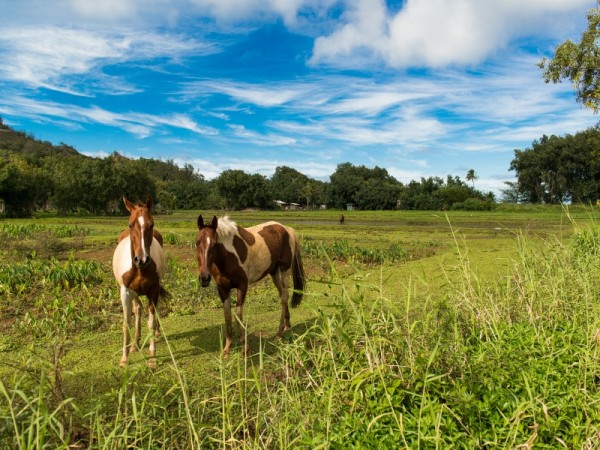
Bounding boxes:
124 195 155 269
196 215 219 287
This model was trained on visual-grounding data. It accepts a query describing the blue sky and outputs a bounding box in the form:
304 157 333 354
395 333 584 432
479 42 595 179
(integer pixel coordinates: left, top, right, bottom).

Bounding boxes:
0 0 597 197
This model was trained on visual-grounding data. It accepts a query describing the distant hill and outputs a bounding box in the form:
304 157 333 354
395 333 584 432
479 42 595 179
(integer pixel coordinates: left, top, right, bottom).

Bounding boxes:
0 120 81 159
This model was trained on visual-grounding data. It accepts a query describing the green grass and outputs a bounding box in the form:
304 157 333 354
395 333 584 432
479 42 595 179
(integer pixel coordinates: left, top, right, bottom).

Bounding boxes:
1 206 600 448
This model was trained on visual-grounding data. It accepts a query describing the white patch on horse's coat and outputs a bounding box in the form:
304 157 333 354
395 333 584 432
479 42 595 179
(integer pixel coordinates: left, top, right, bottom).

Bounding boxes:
217 216 238 238
112 236 166 284
216 219 294 283
120 285 135 308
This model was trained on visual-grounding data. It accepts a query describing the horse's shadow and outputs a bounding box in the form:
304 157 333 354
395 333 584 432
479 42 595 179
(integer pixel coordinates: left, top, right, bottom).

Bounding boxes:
165 316 320 361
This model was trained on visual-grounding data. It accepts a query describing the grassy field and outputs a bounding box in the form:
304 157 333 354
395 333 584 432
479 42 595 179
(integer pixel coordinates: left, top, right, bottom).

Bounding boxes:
1 205 600 448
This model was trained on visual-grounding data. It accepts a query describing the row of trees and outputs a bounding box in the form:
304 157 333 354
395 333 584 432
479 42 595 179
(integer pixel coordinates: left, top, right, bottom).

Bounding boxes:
5 119 600 217
0 121 492 217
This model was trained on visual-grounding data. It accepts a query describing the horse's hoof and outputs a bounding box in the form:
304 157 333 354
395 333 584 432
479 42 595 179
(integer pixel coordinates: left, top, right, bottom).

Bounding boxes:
119 359 127 368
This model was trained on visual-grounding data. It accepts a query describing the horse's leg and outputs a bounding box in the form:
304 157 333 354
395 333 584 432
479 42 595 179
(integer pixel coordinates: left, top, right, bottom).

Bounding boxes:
147 292 159 367
272 268 291 336
131 296 142 353
120 286 135 367
235 287 249 356
219 287 233 357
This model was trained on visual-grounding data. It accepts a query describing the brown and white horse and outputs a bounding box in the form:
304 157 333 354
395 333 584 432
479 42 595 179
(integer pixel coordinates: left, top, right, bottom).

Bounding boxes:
112 195 167 367
196 215 306 356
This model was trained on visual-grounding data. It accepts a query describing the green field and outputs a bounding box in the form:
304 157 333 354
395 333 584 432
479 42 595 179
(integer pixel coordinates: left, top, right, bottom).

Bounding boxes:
1 206 600 448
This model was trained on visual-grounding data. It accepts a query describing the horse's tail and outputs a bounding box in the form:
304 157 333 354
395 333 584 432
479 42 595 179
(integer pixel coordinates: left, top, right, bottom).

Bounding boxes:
157 285 172 318
291 234 306 308
159 285 171 299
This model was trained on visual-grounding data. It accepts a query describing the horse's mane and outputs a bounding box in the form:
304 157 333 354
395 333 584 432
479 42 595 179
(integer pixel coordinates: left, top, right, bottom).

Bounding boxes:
217 216 238 238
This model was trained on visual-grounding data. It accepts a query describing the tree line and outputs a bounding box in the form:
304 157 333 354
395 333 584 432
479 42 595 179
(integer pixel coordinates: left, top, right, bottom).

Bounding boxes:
0 120 497 217
6 119 600 217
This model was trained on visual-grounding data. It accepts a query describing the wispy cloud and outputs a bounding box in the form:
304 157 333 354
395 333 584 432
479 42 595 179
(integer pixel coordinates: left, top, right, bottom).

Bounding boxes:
179 80 309 107
0 26 214 95
0 94 218 138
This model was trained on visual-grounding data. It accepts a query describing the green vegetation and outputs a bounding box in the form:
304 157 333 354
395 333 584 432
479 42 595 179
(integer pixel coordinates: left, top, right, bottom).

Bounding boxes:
5 118 600 217
1 207 600 448
0 120 503 217
509 126 600 204
539 5 600 112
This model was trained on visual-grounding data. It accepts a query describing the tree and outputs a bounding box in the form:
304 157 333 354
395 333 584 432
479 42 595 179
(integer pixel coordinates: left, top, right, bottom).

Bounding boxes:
510 127 600 203
271 166 309 205
466 169 478 188
539 5 600 112
0 153 49 217
215 170 273 210
328 163 402 210
354 178 401 210
301 179 327 208
500 181 525 204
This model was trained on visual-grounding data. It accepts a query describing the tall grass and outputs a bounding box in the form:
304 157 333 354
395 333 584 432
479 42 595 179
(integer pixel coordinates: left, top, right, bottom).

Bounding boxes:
2 223 600 447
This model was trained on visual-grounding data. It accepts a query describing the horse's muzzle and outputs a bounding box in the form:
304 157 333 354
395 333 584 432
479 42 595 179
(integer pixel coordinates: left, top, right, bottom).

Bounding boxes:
133 255 152 269
199 273 211 287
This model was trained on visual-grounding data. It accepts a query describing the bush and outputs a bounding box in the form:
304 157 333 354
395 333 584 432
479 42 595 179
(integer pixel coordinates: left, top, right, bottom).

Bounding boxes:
451 198 496 211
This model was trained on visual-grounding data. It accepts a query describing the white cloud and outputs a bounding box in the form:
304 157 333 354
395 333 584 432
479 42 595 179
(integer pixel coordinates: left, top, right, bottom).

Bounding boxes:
182 156 336 181
70 0 136 20
311 0 594 68
0 26 212 95
227 124 297 146
0 94 217 138
180 80 308 107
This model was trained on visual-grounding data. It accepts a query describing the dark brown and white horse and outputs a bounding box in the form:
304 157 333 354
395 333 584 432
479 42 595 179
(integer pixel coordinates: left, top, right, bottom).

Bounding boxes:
112 196 167 367
196 215 306 356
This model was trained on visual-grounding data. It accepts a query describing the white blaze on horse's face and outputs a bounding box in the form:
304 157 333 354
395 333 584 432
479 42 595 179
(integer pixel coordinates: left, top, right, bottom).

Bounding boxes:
130 207 154 269
205 236 211 267
138 216 150 261
196 228 216 287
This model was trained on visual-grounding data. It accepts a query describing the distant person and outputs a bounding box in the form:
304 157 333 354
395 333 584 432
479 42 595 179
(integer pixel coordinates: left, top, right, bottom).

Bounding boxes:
339 214 345 225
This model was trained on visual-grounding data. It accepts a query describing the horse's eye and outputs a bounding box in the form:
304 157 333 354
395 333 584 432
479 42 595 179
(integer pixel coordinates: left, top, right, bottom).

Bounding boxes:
195 241 200 248
128 223 133 229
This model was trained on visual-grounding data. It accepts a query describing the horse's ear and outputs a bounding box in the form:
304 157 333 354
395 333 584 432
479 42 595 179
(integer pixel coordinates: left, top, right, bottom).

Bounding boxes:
145 195 153 209
123 196 135 212
197 215 204 230
211 216 218 229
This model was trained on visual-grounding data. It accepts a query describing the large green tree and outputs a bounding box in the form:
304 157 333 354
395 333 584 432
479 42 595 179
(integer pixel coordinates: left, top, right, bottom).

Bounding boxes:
215 169 273 210
510 127 600 203
301 179 327 208
539 5 600 111
271 166 309 205
328 163 402 210
0 152 50 217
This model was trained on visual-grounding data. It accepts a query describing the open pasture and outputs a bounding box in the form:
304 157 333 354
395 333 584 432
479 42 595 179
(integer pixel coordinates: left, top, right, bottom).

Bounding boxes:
1 206 600 448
